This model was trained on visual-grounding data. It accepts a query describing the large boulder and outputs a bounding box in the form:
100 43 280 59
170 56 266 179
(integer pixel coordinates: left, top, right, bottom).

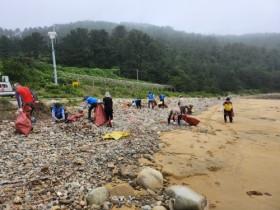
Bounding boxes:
86 187 109 206
165 185 208 210
136 167 163 190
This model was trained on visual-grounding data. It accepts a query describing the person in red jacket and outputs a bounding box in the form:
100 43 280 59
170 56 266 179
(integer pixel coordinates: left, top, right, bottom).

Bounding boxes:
14 83 38 119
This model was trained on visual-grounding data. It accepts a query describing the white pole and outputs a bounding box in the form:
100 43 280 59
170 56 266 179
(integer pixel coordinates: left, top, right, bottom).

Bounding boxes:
51 38 58 84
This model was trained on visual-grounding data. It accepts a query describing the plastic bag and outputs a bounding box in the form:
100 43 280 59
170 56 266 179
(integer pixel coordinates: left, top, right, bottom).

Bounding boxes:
103 131 130 140
15 111 32 136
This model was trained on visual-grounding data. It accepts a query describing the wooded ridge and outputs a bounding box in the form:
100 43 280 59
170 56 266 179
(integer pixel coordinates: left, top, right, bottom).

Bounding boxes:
1 21 280 94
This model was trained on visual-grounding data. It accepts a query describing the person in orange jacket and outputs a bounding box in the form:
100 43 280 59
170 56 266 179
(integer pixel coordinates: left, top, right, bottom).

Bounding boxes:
14 83 38 119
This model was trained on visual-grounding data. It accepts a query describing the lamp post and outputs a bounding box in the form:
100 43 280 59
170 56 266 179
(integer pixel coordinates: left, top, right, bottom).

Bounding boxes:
48 31 58 84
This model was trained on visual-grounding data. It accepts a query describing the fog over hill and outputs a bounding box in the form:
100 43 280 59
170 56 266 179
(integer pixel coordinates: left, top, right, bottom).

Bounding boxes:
1 21 280 50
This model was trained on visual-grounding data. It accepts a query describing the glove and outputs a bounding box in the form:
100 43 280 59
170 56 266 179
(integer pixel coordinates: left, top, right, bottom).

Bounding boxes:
19 108 23 112
34 101 40 105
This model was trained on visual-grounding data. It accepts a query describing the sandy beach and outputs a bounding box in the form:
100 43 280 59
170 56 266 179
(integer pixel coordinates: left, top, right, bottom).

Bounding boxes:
154 98 280 210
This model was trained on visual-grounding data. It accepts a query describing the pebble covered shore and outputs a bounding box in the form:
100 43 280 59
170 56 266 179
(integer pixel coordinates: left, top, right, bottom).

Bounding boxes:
0 97 220 209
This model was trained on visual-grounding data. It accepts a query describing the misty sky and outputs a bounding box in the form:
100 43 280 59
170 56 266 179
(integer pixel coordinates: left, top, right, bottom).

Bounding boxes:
1 0 279 35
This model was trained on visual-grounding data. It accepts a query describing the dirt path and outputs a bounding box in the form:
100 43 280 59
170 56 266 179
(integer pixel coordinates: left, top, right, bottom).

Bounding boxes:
154 98 280 210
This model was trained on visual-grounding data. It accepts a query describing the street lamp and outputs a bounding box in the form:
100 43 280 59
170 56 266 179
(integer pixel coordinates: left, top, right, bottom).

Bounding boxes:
48 31 58 84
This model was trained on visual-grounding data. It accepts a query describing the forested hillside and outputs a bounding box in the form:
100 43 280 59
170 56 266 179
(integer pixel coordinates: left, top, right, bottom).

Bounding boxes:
1 21 280 94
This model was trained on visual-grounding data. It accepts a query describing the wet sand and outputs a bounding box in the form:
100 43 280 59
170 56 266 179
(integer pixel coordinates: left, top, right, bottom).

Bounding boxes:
155 98 280 210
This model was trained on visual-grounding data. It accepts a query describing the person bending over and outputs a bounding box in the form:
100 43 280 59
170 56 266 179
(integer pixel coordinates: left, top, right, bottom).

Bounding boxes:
82 96 98 120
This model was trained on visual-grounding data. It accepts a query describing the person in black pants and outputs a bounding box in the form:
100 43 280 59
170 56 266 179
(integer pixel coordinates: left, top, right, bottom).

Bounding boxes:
223 97 233 123
103 92 113 122
82 96 98 120
133 99 142 109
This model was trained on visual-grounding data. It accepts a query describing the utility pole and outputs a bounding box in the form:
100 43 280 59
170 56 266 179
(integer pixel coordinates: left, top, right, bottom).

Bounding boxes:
48 31 58 84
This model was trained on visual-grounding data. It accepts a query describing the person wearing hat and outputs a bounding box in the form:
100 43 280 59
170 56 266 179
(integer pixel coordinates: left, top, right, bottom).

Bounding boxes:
82 96 99 120
167 107 182 125
178 95 187 115
223 97 233 123
51 103 68 122
103 92 113 122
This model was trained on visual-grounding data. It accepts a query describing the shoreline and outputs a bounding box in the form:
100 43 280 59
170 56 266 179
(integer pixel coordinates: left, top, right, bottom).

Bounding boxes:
154 98 280 210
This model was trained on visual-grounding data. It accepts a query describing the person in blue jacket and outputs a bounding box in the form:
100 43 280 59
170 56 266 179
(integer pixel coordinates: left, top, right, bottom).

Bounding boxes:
159 93 165 109
132 98 142 109
82 96 99 120
148 92 155 109
51 103 68 122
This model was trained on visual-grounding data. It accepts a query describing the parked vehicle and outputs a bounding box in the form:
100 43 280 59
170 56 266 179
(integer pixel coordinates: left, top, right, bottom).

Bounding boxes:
0 76 15 97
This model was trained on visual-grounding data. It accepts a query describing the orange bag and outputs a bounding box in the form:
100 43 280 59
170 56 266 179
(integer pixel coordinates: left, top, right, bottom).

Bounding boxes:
182 115 200 126
15 111 32 136
66 113 84 122
94 104 107 126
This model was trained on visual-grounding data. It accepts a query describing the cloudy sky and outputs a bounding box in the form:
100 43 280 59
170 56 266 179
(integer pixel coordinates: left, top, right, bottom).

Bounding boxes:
1 0 279 35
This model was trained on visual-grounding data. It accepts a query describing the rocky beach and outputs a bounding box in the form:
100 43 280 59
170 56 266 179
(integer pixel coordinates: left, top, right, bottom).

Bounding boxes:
1 95 280 210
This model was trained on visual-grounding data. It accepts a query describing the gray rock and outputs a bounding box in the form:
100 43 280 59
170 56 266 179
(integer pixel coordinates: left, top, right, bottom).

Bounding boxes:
166 185 208 210
136 167 163 190
86 187 109 205
142 205 152 210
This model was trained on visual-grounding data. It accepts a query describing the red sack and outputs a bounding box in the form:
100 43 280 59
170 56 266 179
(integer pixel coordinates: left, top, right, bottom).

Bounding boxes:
182 115 200 126
67 113 84 122
94 104 107 126
231 109 235 117
153 100 157 106
181 115 187 122
15 111 32 136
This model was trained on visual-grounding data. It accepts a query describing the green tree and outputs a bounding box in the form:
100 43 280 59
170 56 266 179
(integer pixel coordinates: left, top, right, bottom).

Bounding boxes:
88 29 110 68
109 25 128 69
2 58 29 83
57 28 90 67
21 32 48 59
0 36 20 58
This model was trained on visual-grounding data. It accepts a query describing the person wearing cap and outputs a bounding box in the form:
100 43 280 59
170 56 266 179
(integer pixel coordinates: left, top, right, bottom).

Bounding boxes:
82 96 99 120
103 92 113 122
223 97 233 123
178 95 187 115
167 107 182 125
14 83 38 119
51 103 68 122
